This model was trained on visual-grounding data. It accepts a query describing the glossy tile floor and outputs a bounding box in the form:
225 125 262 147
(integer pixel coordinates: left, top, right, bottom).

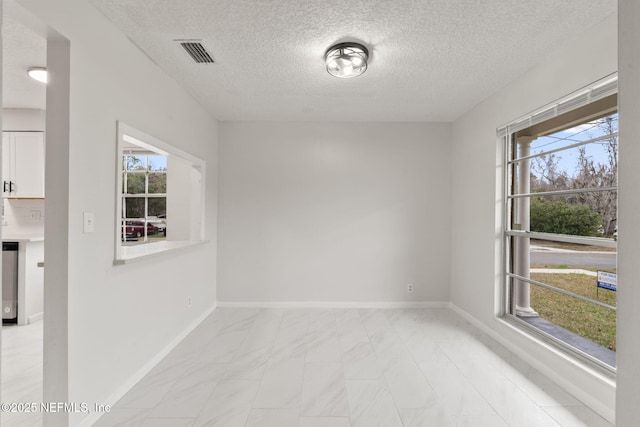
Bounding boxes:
1 320 43 427
90 308 612 427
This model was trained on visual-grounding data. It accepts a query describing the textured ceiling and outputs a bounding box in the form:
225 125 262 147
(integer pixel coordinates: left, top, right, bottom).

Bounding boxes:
2 11 47 110
88 0 616 122
7 1 618 122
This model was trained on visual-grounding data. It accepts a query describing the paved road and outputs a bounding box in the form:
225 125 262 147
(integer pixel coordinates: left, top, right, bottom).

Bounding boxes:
530 250 616 269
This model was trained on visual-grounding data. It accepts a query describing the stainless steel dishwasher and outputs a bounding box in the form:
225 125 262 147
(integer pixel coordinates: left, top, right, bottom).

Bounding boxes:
2 242 19 323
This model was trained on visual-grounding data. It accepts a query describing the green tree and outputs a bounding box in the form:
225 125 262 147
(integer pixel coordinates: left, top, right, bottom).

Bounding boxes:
530 198 602 236
572 116 618 236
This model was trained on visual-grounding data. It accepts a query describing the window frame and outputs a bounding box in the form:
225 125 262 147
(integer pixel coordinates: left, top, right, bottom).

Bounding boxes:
499 74 618 374
115 121 206 264
122 152 168 242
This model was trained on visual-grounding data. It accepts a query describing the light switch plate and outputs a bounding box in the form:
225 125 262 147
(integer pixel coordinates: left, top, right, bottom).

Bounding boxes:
83 212 95 233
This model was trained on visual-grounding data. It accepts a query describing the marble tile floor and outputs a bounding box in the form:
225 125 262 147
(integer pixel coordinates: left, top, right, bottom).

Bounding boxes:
2 309 614 427
93 308 612 427
1 320 43 427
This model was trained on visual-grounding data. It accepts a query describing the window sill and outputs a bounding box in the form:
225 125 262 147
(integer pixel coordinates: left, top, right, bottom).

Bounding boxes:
496 314 616 381
114 240 207 265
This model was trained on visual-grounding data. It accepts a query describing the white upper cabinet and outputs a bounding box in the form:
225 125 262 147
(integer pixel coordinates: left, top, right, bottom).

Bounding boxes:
2 132 45 198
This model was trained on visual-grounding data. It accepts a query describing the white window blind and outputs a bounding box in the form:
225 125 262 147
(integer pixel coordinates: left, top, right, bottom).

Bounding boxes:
497 73 618 138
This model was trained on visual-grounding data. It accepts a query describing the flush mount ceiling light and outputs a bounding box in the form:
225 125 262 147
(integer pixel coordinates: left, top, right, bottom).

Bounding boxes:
325 42 369 79
27 67 47 84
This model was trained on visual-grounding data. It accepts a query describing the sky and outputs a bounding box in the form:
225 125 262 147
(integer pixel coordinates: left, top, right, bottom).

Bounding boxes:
527 113 618 178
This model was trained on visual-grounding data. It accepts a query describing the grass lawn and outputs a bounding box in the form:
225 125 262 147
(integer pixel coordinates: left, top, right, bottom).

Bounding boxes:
530 272 616 351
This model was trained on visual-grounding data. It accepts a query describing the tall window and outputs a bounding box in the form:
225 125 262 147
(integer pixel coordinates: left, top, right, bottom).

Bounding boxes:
502 75 617 371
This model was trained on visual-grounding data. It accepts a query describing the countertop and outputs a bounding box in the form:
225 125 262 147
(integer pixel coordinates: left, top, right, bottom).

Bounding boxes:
2 234 44 242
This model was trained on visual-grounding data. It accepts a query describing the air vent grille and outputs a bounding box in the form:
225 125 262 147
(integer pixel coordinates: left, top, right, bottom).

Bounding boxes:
178 41 215 64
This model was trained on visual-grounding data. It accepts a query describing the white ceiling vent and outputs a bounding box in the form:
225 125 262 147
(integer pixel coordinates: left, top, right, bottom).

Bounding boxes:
176 40 214 64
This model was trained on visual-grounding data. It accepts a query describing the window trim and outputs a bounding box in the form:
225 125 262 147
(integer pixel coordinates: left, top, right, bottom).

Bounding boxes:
122 152 168 242
499 74 618 374
115 121 206 263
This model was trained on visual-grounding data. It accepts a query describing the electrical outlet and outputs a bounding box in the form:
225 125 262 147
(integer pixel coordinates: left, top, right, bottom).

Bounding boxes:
407 284 414 293
187 296 192 307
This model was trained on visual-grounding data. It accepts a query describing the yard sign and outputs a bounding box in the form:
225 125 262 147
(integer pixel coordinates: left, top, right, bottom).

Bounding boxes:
597 271 617 292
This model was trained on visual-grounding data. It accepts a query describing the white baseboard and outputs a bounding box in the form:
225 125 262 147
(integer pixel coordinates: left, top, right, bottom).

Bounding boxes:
28 312 43 324
216 301 450 309
449 303 616 425
77 303 217 427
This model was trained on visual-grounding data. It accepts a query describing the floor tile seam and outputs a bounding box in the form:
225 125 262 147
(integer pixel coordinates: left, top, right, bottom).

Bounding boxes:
335 326 370 346
366 320 404 362
103 407 152 427
217 309 263 338
334 311 354 426
198 379 260 427
300 364 346 419
542 403 613 426
300 336 310 367
354 308 380 338
114 385 175 412
435 340 515 427
337 335 372 359
385 310 442 400
116 372 189 413
360 310 411 427
149 369 223 419
476 381 556 427
480 344 576 410
249 397 303 410
537 406 572 427
438 339 512 380
258 309 292 362
390 316 511 424
500 370 564 412
250 359 302 411
420 325 520 425
538 404 587 409
244 408 303 427
377 373 415 426
208 310 246 337
539 405 611 427
227 309 269 365
187 334 249 425
296 309 312 364
341 379 377 427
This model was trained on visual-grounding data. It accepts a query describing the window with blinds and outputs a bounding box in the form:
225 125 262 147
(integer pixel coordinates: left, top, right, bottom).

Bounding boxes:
501 74 618 372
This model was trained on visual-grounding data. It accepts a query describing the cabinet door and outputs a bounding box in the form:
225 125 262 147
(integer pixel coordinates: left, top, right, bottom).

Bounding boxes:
2 133 11 196
10 133 45 198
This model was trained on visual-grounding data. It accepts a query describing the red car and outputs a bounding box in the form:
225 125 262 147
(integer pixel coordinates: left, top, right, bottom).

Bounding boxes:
122 221 159 239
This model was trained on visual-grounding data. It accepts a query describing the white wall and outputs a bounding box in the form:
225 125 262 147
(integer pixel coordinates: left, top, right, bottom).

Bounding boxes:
450 13 617 422
218 122 451 304
616 1 640 425
2 108 45 131
12 1 218 425
166 155 202 241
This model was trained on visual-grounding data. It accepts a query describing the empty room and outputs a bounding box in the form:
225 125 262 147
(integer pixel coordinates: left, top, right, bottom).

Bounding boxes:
1 0 640 426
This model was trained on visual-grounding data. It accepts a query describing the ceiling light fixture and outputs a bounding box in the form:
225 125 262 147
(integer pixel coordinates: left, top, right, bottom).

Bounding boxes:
27 67 47 84
325 42 369 79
